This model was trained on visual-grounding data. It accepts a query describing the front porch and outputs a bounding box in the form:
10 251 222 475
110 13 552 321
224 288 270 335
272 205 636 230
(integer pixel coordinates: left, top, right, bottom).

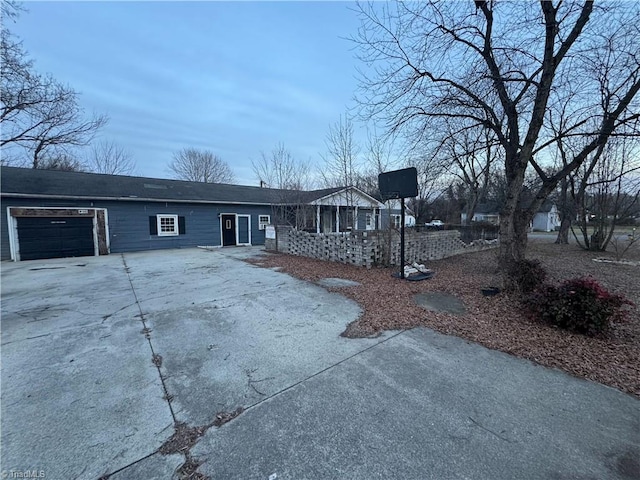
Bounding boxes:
308 187 385 233
314 205 381 233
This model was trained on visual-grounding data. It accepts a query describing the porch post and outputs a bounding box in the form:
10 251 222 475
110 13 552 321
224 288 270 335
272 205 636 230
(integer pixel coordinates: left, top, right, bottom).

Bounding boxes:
316 205 320 234
335 206 340 232
354 206 359 230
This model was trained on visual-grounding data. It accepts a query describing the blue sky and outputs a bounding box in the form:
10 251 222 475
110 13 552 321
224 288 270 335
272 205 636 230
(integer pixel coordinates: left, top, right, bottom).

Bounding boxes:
10 1 367 185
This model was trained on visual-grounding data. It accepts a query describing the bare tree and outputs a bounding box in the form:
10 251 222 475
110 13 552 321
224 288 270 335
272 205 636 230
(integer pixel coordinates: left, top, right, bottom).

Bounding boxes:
252 143 312 229
321 114 360 188
431 120 498 225
86 140 136 175
408 152 448 224
1 25 107 168
1 1 22 23
38 153 86 172
168 148 234 183
252 142 310 190
354 1 640 288
320 114 362 230
355 128 397 198
572 135 640 251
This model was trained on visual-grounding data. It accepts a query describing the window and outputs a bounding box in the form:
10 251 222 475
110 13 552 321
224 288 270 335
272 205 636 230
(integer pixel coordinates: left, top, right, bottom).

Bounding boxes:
391 214 401 229
157 214 178 236
149 215 185 236
366 213 373 228
258 215 270 230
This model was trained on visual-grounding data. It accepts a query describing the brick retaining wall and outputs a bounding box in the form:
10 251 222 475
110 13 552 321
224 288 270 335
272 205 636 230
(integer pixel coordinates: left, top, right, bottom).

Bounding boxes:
267 227 498 268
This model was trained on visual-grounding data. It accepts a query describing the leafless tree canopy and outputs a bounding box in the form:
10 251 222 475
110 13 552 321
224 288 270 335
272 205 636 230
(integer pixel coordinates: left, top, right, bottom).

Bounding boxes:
1 21 107 168
430 120 499 225
168 148 235 183
1 0 22 22
86 140 136 175
321 114 360 188
354 1 640 286
38 154 86 172
571 133 640 251
251 143 313 229
252 142 310 190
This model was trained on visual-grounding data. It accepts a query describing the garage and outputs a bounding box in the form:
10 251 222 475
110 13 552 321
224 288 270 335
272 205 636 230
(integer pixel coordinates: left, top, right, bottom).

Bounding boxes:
16 216 95 261
5 206 109 261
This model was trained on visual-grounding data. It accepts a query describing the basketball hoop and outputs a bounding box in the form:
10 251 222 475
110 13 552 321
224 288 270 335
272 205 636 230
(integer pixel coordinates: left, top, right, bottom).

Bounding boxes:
378 167 418 279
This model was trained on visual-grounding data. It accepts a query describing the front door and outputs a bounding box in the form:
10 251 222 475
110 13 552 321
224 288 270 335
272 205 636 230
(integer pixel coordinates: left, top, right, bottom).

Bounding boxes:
322 209 333 233
237 215 250 245
365 213 375 231
221 214 236 246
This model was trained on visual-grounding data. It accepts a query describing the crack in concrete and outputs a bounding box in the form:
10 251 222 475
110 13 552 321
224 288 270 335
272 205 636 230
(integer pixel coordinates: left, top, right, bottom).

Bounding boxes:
468 416 512 443
117 254 209 480
96 451 158 480
120 254 176 423
245 369 276 396
242 328 410 415
103 257 410 479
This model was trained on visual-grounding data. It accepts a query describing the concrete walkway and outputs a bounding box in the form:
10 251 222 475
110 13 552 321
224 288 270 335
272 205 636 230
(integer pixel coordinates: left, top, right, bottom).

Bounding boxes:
1 247 638 479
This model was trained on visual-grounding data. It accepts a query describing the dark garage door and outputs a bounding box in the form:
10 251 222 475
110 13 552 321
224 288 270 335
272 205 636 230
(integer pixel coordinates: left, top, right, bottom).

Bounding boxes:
17 217 95 261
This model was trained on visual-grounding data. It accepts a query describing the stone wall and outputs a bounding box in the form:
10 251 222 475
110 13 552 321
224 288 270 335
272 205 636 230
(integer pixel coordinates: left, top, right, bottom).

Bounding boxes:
268 226 497 268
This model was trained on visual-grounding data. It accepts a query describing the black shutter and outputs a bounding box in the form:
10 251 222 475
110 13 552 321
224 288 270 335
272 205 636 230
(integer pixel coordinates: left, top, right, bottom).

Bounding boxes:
178 216 186 234
149 216 157 235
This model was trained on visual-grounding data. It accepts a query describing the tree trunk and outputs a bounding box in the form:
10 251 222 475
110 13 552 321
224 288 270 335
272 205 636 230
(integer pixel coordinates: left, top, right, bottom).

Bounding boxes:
498 163 530 291
499 211 528 261
555 175 571 244
464 193 479 226
555 217 571 244
498 209 530 289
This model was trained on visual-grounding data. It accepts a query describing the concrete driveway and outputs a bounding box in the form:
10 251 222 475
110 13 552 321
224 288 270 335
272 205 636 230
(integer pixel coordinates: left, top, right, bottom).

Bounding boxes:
1 247 638 479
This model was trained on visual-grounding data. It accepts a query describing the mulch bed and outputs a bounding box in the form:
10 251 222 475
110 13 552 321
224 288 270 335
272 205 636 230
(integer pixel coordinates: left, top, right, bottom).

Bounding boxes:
246 240 640 399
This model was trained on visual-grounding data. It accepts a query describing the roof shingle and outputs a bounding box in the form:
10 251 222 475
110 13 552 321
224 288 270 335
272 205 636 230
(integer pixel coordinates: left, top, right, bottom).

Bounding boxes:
0 166 343 205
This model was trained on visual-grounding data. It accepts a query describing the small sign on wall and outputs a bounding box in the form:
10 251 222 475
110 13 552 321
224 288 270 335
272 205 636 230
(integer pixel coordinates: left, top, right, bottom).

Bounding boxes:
265 225 276 239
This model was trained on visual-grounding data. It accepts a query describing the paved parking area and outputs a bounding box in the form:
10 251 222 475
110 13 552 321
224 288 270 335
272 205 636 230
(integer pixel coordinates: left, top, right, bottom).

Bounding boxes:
1 247 639 479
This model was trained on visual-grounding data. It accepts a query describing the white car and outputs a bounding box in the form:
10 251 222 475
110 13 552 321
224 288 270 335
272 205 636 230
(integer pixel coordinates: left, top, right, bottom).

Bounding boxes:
426 219 444 227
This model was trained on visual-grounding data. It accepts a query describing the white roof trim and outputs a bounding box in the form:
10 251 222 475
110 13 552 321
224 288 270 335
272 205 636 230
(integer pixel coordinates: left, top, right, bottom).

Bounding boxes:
309 186 384 208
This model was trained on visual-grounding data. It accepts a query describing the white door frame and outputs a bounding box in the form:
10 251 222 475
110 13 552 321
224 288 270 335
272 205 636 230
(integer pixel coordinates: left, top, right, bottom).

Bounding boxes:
219 213 252 246
236 214 251 246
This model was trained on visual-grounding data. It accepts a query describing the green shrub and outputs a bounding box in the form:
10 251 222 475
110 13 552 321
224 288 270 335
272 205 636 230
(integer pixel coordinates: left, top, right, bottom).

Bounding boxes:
508 259 547 294
526 277 633 336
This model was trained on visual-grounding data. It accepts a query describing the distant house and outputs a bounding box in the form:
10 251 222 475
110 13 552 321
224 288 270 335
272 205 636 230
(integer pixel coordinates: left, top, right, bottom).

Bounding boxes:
0 167 386 261
531 202 560 232
460 201 560 232
460 203 501 225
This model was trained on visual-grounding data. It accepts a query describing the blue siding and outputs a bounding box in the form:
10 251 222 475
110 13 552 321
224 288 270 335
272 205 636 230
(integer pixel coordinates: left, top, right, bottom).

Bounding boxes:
0 198 272 259
237 216 250 244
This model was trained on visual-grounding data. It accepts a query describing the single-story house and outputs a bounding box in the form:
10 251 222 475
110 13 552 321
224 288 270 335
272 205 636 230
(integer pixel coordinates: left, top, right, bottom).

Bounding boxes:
0 167 385 261
460 203 501 225
0 166 279 261
531 202 561 232
460 201 560 232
